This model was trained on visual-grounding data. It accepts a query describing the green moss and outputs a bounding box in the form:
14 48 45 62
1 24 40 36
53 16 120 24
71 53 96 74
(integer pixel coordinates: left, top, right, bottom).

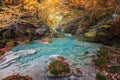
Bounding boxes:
90 26 96 29
100 24 111 29
96 73 107 80
49 60 70 75
95 58 106 67
98 52 108 58
55 33 65 38
0 51 4 57
0 7 3 11
2 75 32 80
85 30 96 37
99 46 110 54
107 66 120 73
98 32 106 36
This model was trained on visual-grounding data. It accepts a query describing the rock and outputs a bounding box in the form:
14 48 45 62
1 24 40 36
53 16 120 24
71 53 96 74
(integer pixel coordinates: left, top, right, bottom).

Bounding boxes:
6 40 16 48
0 21 51 48
49 55 61 60
70 75 76 80
0 22 50 39
85 29 97 37
16 49 37 56
57 10 120 46
0 53 19 69
16 41 25 45
99 24 111 29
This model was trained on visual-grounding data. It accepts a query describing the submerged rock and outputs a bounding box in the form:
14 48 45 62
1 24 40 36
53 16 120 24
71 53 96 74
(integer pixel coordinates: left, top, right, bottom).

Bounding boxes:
70 75 76 80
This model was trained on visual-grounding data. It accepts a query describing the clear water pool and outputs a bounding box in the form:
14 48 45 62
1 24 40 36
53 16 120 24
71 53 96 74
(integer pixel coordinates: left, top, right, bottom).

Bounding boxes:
11 35 102 64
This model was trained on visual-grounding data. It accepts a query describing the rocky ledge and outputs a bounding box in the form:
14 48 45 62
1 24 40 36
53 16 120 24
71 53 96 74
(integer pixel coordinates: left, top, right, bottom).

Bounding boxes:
57 10 120 46
0 21 50 49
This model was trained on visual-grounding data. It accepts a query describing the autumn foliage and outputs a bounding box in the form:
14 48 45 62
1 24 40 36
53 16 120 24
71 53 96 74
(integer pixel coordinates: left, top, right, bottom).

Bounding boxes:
0 0 120 30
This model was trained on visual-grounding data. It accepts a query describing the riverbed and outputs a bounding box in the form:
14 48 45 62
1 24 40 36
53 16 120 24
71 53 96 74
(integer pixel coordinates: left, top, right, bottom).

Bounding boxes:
0 35 102 80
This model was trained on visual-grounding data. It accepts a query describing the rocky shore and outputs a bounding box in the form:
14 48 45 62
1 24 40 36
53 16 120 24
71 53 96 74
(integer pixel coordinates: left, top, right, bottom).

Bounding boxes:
57 7 120 47
92 46 120 80
0 53 99 80
0 21 50 48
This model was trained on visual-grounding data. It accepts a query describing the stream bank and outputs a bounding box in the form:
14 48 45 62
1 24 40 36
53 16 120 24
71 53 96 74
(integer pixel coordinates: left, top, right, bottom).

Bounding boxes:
0 35 102 80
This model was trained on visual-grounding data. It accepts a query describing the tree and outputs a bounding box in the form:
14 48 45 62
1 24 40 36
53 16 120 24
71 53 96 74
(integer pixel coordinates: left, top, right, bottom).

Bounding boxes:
0 0 3 6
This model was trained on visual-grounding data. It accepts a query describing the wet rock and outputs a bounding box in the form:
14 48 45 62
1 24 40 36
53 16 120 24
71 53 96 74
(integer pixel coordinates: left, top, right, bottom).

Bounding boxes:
70 75 76 80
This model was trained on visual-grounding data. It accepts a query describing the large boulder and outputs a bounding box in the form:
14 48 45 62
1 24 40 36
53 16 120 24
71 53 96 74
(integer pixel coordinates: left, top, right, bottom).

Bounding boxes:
57 11 120 46
0 21 50 48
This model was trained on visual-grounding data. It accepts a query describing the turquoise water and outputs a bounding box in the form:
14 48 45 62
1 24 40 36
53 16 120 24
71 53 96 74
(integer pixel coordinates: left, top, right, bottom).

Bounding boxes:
11 35 102 64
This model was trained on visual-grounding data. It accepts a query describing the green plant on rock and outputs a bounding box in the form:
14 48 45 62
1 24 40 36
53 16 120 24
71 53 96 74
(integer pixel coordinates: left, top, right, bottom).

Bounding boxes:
107 66 120 73
48 60 70 75
95 58 106 67
85 29 97 37
96 73 107 80
2 74 32 80
100 24 112 29
99 46 110 54
0 51 4 57
98 52 108 58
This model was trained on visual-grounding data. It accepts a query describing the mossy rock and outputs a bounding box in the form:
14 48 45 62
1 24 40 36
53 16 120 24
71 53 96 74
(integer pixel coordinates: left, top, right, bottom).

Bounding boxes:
95 58 107 67
100 24 111 29
0 7 3 11
99 46 111 53
6 40 16 47
96 73 107 80
48 60 70 76
55 33 65 38
63 24 76 33
2 75 32 80
24 39 30 43
85 29 97 37
90 26 96 29
98 32 106 36
106 66 120 73
0 51 4 57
